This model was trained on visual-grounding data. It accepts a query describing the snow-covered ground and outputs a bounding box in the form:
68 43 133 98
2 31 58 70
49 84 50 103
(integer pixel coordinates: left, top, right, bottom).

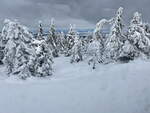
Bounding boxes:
0 56 150 113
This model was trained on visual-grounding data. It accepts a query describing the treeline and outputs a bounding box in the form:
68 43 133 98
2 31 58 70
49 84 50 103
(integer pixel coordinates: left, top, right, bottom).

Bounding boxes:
0 7 150 79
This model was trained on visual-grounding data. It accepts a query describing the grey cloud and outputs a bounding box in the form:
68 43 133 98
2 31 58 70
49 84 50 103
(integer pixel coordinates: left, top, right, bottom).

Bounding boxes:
0 0 150 29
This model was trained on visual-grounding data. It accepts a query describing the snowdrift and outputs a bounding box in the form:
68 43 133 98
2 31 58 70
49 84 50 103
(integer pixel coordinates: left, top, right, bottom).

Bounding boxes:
0 57 150 113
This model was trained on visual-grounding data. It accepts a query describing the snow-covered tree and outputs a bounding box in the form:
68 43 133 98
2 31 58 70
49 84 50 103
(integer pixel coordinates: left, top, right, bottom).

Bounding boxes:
70 33 83 63
87 39 102 69
65 24 77 56
118 40 139 62
93 19 108 41
2 20 34 79
130 12 142 25
94 19 108 56
104 7 125 63
57 31 67 54
81 32 93 55
47 18 59 57
0 19 10 47
0 19 14 64
128 12 150 58
3 37 16 74
87 19 108 69
31 39 53 77
37 20 44 40
1 19 53 79
13 41 34 79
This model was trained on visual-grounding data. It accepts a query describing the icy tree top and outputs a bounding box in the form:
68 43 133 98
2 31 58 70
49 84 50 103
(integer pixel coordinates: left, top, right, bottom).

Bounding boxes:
114 7 124 27
94 19 108 34
116 7 123 17
68 24 77 36
1 19 33 43
109 7 124 37
4 19 11 24
93 19 108 40
74 33 80 43
60 31 65 38
131 12 142 25
38 20 42 24
69 24 76 31
38 20 43 30
49 18 56 34
37 20 43 39
50 18 55 26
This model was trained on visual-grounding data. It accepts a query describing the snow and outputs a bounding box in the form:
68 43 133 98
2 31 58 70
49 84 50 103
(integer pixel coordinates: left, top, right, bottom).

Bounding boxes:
0 56 150 113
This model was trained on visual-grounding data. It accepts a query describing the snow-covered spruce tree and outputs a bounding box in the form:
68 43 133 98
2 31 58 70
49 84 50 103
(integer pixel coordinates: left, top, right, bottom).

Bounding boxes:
37 20 44 40
118 40 139 62
70 33 83 63
13 41 35 79
3 36 17 74
0 19 13 64
2 20 34 79
0 19 11 46
87 19 108 69
31 39 53 77
57 31 67 54
65 24 77 56
29 20 53 77
127 12 150 58
104 7 125 63
81 32 93 55
47 18 59 57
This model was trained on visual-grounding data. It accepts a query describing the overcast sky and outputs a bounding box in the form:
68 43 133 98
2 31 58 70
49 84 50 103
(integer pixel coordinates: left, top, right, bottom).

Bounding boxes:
0 0 150 29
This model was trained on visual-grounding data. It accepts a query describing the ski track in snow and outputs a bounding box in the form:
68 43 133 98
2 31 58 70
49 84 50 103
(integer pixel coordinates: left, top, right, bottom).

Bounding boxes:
0 57 150 113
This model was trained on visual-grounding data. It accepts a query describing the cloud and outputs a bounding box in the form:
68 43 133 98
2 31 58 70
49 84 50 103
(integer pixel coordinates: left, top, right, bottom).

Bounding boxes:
0 0 150 29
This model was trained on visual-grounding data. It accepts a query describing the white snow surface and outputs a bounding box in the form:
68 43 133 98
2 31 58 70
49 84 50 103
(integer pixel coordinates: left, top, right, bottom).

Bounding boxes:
0 56 150 113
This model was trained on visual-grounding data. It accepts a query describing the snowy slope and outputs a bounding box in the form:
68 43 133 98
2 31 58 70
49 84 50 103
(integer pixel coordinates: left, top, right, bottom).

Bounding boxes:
0 57 150 113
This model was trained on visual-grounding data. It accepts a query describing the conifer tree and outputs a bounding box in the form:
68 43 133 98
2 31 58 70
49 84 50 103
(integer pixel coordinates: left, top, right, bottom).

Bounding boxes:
88 19 108 69
70 33 83 63
47 18 59 57
31 39 53 77
104 7 125 63
1 19 53 79
2 20 34 79
127 12 150 58
0 19 14 64
37 20 44 40
118 40 139 62
65 24 77 56
58 31 67 54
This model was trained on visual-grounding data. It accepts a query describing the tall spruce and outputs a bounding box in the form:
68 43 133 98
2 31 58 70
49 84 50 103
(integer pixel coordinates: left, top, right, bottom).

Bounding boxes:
2 20 34 79
88 19 108 69
31 39 53 77
47 18 59 57
104 7 125 63
127 12 150 58
70 33 83 63
65 24 77 56
37 21 44 40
